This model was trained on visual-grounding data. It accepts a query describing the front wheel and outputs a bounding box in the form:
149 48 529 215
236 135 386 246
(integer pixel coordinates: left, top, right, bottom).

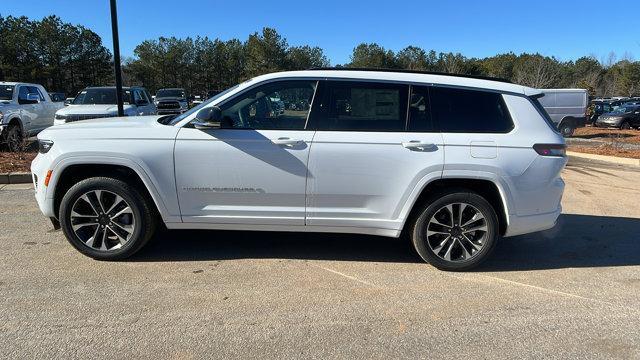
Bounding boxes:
59 177 157 260
1 124 24 151
620 122 631 130
411 191 499 271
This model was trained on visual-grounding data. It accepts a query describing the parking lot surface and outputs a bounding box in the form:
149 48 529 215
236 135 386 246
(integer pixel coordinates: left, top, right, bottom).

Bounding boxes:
1 157 640 359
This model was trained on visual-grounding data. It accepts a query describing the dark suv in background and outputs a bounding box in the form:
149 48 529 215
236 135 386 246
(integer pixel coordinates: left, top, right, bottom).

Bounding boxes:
155 88 189 115
595 104 640 129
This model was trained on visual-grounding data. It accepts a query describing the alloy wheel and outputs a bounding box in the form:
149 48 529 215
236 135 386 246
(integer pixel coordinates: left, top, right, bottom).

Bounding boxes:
426 202 488 262
69 190 136 251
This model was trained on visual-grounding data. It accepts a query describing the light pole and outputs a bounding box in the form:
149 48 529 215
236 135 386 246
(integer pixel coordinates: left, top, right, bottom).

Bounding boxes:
110 0 124 117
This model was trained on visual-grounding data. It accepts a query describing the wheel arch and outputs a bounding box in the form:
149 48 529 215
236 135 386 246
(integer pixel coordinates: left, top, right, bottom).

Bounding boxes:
7 117 24 132
50 160 170 223
401 177 509 236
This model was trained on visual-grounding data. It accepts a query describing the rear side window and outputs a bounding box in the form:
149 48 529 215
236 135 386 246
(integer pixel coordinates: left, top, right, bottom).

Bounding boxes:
316 81 408 131
430 87 513 133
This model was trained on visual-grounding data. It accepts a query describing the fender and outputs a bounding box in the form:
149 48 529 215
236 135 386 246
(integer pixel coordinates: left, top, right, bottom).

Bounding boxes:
44 154 180 223
395 170 513 232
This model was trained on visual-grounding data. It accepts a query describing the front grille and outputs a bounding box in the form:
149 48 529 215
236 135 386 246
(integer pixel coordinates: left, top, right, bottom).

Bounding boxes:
66 114 113 122
157 101 180 109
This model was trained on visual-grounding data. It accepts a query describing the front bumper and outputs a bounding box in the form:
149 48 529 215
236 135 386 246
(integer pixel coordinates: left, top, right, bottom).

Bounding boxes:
31 153 56 218
157 109 185 115
595 118 622 128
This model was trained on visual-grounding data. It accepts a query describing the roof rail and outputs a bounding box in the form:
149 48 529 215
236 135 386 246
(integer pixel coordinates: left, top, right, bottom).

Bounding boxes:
308 67 512 84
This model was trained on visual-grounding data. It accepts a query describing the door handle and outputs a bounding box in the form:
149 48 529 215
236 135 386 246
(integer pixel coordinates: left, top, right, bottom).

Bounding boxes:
272 137 303 146
402 141 436 150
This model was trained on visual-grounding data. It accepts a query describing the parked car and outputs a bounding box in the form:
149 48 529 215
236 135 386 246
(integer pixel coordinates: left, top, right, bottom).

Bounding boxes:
588 99 624 124
54 86 156 125
155 88 189 115
191 95 203 106
49 92 66 103
537 89 588 137
32 69 566 271
595 104 640 129
0 81 63 151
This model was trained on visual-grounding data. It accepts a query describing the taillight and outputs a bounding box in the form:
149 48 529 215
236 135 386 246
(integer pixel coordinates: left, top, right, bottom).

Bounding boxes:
533 144 566 157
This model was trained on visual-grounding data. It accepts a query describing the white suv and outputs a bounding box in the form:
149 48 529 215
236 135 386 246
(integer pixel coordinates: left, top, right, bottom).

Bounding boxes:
31 69 566 271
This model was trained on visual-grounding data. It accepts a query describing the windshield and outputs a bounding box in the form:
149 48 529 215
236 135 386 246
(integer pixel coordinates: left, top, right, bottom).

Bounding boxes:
167 84 239 125
611 106 635 114
0 85 14 101
73 88 131 105
156 89 185 98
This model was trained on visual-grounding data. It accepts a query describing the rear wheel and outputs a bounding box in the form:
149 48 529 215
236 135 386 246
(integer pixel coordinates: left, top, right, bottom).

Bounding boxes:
621 122 631 130
411 190 499 271
59 177 157 260
559 122 575 137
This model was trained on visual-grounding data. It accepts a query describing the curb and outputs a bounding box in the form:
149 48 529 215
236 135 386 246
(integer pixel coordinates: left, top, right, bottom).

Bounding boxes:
567 151 640 167
0 172 32 184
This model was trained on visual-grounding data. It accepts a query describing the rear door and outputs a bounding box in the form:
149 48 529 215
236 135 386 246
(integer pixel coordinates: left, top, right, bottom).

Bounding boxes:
306 81 444 232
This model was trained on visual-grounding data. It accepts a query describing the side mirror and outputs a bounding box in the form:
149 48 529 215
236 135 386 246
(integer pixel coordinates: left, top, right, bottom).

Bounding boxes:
193 106 223 129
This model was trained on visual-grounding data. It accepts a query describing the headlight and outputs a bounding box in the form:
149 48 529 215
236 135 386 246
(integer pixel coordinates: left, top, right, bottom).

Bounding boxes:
55 114 67 120
38 140 54 154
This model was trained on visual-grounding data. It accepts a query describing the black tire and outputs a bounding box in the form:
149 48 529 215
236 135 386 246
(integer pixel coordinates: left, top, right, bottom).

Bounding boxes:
1 124 23 152
410 190 499 271
59 177 157 260
559 122 575 137
620 122 631 130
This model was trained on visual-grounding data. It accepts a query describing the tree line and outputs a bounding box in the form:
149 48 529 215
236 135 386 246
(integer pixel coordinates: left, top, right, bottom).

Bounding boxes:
1 14 639 98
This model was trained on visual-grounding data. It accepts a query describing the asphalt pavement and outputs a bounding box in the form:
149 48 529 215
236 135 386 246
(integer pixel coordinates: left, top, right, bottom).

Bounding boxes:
1 157 639 359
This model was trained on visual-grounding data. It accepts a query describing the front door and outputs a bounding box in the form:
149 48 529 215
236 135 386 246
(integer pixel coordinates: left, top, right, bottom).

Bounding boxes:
174 80 318 225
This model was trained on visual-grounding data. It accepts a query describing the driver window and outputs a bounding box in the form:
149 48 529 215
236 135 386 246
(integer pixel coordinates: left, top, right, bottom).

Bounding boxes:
133 90 145 104
220 80 317 130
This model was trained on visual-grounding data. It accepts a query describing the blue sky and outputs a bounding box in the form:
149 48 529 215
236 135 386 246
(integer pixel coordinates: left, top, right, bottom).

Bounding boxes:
3 0 639 65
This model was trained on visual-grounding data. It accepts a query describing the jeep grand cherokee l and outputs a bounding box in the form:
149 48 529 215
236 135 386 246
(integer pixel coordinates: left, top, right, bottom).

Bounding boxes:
31 69 566 271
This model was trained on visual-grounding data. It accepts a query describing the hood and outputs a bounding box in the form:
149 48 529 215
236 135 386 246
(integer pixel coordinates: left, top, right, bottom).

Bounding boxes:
601 111 627 117
37 115 180 141
57 104 135 115
49 115 162 130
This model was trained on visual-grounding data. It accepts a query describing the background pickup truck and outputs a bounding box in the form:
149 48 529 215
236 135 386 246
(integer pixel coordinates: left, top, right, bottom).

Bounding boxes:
0 81 63 151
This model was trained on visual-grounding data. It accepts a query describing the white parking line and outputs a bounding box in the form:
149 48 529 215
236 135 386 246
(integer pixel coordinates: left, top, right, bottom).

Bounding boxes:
310 263 382 289
448 273 639 313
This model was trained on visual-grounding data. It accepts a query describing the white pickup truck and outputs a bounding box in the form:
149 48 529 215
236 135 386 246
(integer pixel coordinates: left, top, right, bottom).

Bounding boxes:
0 82 63 151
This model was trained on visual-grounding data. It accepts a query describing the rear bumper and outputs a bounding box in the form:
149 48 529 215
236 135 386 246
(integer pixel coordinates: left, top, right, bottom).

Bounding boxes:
504 206 562 237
